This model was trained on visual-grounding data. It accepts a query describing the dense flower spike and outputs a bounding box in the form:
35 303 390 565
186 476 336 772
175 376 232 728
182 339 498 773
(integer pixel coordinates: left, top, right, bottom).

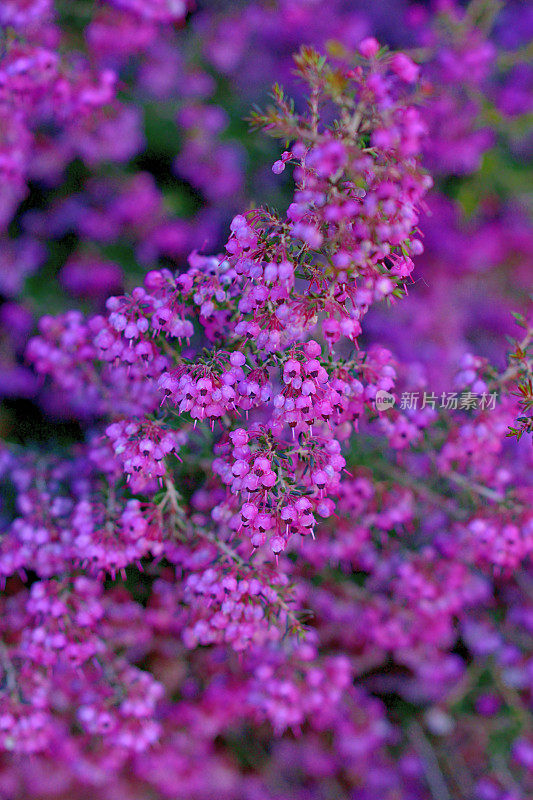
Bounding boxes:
0 2 532 799
28 48 431 559
181 565 287 650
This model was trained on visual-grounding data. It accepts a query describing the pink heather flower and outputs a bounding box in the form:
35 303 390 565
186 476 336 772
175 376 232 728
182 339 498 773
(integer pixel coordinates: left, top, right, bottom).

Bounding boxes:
359 37 380 58
0 0 52 31
390 52 420 83
60 256 123 298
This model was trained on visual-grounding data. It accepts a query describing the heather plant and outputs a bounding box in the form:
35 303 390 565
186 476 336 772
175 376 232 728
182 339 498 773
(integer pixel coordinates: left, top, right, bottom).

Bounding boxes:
0 2 533 800
2 0 531 420
507 313 533 443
